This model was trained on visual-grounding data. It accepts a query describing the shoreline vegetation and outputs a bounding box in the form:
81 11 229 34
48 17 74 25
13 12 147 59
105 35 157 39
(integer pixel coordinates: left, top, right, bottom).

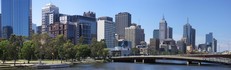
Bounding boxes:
0 34 110 69
0 58 108 69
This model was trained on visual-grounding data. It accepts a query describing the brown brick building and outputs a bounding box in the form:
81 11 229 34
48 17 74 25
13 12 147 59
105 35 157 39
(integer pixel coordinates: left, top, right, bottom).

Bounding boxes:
49 22 76 44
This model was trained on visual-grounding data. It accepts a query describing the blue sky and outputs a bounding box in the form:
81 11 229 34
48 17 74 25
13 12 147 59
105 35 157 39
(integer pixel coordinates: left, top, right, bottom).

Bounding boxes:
1 0 231 51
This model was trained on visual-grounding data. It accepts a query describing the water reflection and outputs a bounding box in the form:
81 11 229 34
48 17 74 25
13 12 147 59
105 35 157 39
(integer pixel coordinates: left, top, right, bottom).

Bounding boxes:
40 62 231 70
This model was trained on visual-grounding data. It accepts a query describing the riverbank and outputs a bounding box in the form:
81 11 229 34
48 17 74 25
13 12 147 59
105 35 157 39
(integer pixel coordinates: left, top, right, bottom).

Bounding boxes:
0 58 107 69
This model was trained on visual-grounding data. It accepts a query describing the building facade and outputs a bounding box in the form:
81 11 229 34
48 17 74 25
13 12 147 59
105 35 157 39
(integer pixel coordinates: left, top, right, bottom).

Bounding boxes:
49 22 76 44
41 3 59 33
206 32 213 45
183 19 196 49
159 17 168 43
97 16 115 48
125 24 145 48
115 12 131 39
74 15 95 44
212 38 217 52
149 38 160 50
167 27 173 39
205 32 217 52
36 26 42 34
153 29 159 39
1 0 32 38
83 11 96 18
176 40 186 53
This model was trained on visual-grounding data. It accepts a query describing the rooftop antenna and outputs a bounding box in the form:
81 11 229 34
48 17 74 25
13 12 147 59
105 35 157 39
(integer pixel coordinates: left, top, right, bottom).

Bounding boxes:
162 14 165 20
187 17 189 23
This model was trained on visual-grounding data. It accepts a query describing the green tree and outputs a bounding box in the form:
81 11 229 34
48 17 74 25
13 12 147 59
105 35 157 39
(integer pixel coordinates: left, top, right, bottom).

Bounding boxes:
39 33 51 60
75 45 91 60
0 40 10 63
20 41 35 63
63 40 75 63
90 38 98 58
90 39 107 58
31 34 41 60
131 48 140 55
9 35 24 66
102 48 109 60
54 35 66 62
147 47 158 55
78 36 84 45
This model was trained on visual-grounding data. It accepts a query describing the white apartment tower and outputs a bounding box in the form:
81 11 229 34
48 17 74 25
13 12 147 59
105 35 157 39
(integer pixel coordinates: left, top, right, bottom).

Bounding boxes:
97 17 115 48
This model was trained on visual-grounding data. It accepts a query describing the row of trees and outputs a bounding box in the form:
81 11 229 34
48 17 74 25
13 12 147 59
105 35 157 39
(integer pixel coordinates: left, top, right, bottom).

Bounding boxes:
0 33 109 65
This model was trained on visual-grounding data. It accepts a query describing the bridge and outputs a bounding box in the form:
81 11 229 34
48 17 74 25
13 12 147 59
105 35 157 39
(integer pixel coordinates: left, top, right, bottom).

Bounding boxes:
111 54 231 65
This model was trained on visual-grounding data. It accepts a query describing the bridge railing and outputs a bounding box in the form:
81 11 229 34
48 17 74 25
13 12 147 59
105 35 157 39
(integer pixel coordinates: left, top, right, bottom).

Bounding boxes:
204 57 231 64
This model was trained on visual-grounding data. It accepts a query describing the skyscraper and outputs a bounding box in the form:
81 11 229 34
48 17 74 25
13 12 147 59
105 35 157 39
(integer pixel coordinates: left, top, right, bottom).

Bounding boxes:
153 29 159 39
183 18 196 49
212 38 217 52
159 16 168 43
74 15 96 44
83 11 97 40
205 32 217 52
167 27 173 39
125 24 145 48
206 32 213 45
97 16 115 48
41 3 59 33
1 0 32 38
115 12 131 39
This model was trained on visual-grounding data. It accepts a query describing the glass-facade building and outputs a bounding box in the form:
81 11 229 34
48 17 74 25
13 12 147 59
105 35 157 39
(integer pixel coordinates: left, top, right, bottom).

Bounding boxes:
1 0 32 38
183 21 196 49
153 29 159 39
206 32 213 45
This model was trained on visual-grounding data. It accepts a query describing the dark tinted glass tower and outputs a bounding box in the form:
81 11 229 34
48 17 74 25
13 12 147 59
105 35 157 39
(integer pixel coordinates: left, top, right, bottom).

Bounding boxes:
183 18 196 49
1 0 32 38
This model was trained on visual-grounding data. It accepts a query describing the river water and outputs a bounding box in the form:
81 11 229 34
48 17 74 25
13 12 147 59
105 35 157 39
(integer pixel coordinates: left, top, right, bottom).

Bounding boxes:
39 62 231 70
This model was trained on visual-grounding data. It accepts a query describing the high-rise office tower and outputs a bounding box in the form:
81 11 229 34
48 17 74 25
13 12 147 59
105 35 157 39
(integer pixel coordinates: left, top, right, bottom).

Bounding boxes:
1 0 32 38
153 29 159 39
97 16 115 48
183 18 196 49
115 12 131 39
205 32 217 52
159 16 168 43
83 11 97 40
191 28 196 48
41 3 59 33
212 38 217 52
206 32 213 45
125 24 145 48
167 27 173 39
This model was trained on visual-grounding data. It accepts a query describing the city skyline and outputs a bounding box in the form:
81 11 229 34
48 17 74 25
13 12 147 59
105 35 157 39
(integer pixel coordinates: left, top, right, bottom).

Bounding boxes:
0 0 230 51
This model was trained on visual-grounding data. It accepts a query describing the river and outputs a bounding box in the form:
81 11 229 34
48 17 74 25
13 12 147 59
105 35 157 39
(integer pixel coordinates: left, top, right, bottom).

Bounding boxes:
38 62 231 70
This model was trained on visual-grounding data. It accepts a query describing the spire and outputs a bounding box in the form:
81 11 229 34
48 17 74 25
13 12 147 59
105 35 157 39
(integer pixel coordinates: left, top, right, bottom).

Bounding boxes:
162 14 165 20
187 17 189 24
